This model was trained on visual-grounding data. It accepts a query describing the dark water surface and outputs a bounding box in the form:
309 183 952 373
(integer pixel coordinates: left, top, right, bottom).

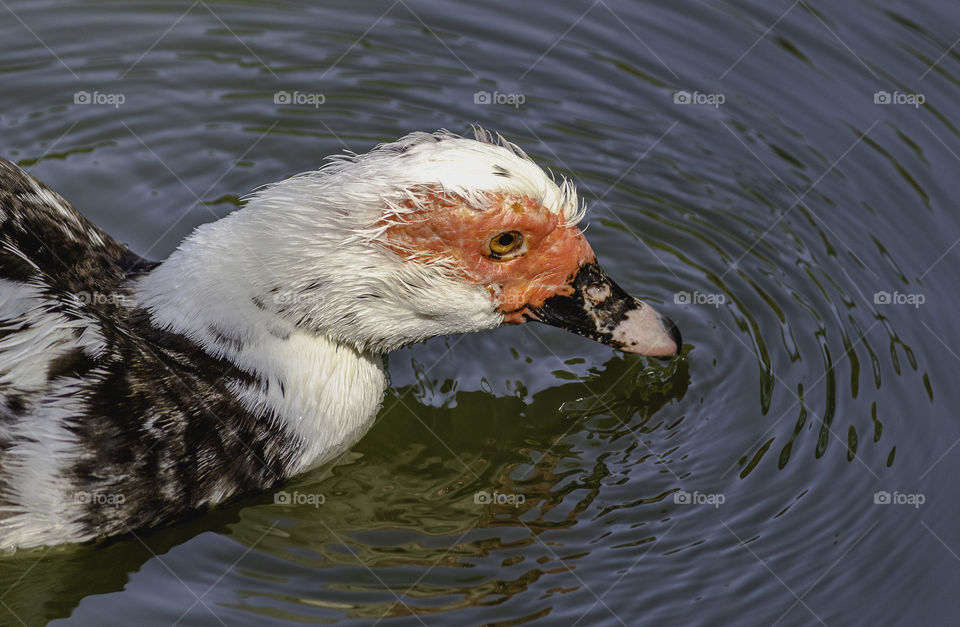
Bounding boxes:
2 0 959 625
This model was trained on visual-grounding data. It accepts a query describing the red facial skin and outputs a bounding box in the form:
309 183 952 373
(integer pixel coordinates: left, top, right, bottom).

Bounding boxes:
382 189 595 322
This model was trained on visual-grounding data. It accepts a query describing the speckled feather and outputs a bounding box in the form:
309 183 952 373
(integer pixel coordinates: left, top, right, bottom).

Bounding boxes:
0 159 302 548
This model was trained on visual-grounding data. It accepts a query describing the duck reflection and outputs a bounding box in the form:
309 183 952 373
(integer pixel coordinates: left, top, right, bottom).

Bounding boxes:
0 353 689 624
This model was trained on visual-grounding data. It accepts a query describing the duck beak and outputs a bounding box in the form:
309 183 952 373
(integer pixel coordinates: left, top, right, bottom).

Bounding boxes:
527 263 681 357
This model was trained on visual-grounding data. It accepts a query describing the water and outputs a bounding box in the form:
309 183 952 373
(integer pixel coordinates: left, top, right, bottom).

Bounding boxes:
2 0 959 624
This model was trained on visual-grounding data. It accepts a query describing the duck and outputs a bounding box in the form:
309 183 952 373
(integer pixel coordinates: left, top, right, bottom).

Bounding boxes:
0 129 680 550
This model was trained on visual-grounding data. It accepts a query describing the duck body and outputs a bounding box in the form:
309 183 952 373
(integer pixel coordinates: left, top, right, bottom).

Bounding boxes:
0 130 680 550
0 159 349 548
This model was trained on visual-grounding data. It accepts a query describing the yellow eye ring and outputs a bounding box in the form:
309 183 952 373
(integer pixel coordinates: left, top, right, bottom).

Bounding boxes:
488 231 524 259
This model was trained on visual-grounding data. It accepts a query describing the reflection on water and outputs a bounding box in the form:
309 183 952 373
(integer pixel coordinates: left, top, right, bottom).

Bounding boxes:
2 355 689 623
2 0 960 624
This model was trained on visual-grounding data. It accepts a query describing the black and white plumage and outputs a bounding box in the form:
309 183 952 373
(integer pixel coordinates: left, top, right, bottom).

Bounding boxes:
0 129 680 550
0 158 300 548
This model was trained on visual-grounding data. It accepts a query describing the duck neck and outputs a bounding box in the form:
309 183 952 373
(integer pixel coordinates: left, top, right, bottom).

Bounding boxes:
135 213 388 470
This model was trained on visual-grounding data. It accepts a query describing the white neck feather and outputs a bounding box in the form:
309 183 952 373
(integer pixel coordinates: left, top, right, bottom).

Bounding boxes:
135 209 387 469
135 174 499 468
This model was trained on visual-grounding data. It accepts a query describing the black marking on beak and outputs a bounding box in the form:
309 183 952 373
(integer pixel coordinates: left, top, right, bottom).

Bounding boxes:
663 314 682 350
529 263 681 357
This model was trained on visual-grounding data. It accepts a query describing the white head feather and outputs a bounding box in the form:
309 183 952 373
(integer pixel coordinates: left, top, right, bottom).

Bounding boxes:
138 128 583 357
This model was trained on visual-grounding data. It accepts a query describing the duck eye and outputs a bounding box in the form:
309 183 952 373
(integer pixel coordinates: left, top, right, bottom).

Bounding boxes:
488 231 524 259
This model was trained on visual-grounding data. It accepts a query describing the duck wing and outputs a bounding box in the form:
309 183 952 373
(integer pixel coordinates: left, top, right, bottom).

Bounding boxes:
0 160 293 549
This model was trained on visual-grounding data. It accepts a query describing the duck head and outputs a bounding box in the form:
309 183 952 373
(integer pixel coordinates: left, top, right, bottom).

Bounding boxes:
142 129 680 359
376 184 681 357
